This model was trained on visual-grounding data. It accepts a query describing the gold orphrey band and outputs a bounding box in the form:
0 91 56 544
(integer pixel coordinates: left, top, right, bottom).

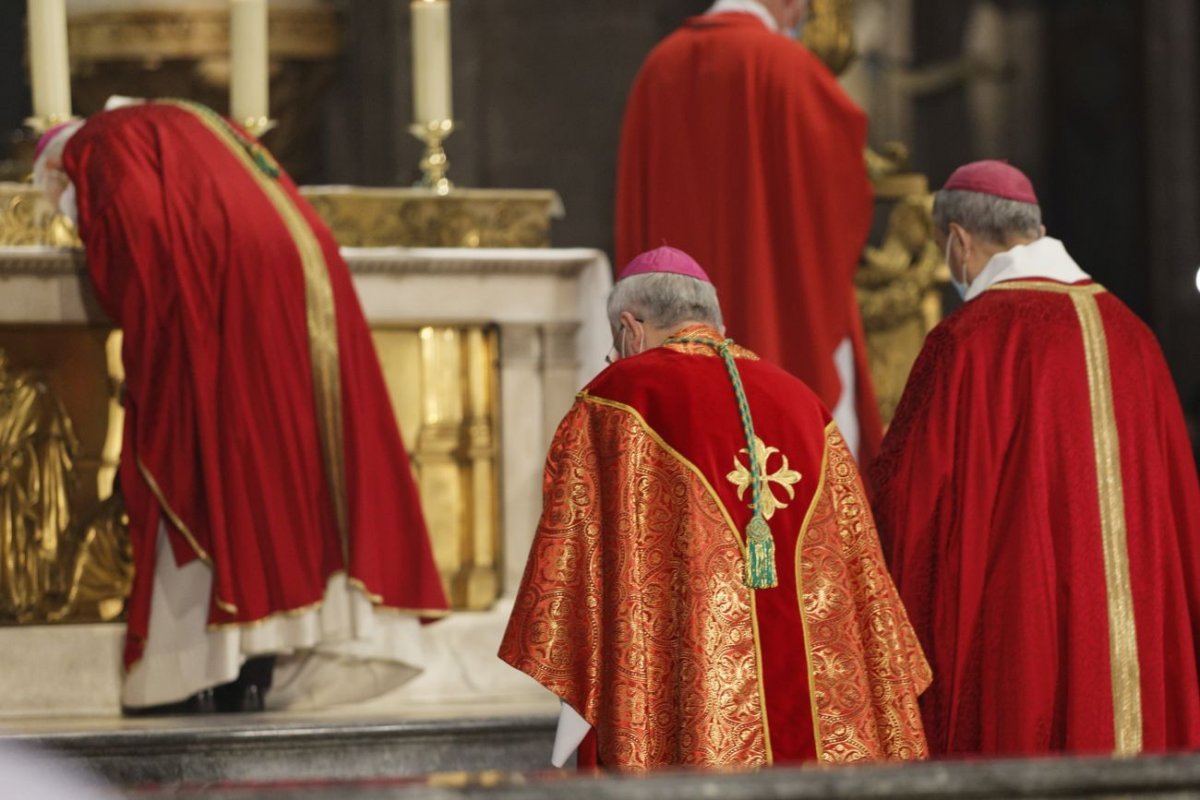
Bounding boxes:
1070 289 1143 756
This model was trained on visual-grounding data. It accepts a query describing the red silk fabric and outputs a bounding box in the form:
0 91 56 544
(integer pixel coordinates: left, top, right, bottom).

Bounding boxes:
501 329 929 769
870 281 1200 756
615 13 882 461
63 103 448 669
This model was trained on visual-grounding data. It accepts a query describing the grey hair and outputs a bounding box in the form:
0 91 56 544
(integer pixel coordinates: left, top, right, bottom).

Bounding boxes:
31 120 85 193
607 272 723 331
932 189 1042 245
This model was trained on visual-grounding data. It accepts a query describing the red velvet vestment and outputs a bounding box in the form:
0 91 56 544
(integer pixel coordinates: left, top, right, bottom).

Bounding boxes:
62 102 448 671
500 328 929 770
869 279 1200 757
615 13 882 461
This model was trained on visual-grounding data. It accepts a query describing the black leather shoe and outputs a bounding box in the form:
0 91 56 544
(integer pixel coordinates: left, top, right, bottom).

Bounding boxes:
213 657 275 712
122 687 217 717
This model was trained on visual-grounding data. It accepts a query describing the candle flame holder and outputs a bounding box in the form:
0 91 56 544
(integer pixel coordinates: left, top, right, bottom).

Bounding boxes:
409 119 455 195
241 117 277 139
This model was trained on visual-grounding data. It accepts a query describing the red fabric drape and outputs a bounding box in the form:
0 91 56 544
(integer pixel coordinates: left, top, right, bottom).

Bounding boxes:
869 282 1200 756
615 13 882 461
64 103 448 669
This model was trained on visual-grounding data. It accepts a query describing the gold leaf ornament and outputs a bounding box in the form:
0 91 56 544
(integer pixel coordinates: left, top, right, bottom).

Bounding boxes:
725 437 802 521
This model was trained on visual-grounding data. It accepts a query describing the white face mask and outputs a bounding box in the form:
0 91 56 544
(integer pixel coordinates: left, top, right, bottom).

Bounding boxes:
945 231 969 300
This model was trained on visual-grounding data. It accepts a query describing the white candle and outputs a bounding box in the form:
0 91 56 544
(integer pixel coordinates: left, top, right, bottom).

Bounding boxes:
230 0 269 124
411 0 452 123
27 0 73 123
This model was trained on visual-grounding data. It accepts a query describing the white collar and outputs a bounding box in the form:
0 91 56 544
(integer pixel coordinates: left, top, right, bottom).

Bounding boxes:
966 236 1091 301
705 0 779 32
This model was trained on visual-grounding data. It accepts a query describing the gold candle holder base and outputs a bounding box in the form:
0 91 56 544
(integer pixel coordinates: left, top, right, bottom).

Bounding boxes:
409 119 455 195
241 117 277 139
25 115 81 134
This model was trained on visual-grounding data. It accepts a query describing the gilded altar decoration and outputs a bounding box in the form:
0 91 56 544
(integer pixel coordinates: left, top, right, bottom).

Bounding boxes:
805 0 857 76
0 184 79 247
0 346 130 624
799 425 931 762
301 187 563 249
373 326 503 610
726 436 802 521
856 153 946 425
0 182 561 250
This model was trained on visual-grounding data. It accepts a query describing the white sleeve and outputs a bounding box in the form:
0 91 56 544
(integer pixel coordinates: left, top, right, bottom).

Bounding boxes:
551 701 592 768
831 336 860 460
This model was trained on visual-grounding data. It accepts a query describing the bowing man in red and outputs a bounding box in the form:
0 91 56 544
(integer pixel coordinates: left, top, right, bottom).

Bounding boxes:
869 161 1200 756
616 0 883 463
500 246 930 770
33 101 448 713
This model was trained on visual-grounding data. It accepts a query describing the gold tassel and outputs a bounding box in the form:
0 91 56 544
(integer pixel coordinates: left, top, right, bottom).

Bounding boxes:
744 514 778 589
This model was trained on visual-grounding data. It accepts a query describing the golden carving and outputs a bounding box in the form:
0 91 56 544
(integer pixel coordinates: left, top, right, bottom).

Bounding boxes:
726 437 802 521
301 187 563 248
0 182 561 250
856 165 948 425
0 344 129 624
805 0 857 76
0 185 80 248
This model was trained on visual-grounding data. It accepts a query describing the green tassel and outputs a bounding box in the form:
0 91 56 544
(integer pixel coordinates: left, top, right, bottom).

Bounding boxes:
744 514 778 589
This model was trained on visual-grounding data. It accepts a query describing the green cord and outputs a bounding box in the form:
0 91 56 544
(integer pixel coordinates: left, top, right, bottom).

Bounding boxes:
665 334 778 589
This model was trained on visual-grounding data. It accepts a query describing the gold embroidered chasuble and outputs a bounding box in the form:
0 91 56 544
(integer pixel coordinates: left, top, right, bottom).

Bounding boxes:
500 328 929 769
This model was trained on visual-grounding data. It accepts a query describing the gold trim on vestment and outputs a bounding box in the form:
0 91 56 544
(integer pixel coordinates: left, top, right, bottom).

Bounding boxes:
215 597 239 615
1069 290 1142 756
136 458 246 613
578 392 746 553
162 101 351 566
749 590 774 765
794 420 834 759
987 280 1105 296
135 458 211 565
204 569 449 631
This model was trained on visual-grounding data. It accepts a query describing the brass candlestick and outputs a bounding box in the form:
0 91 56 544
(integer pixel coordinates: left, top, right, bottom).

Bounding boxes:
25 114 80 134
409 119 455 195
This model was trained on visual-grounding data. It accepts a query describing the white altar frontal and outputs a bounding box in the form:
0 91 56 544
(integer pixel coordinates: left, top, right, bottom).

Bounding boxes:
0 243 612 724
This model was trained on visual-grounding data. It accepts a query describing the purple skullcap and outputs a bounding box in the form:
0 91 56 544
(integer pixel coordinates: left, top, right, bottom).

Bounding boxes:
618 245 712 283
942 159 1039 205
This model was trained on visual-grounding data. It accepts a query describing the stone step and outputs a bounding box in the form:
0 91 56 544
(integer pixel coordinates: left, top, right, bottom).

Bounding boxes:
6 715 558 791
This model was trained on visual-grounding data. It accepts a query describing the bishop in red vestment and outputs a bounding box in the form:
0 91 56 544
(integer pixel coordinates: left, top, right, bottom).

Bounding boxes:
869 161 1200 756
34 102 448 711
500 246 930 770
615 0 882 462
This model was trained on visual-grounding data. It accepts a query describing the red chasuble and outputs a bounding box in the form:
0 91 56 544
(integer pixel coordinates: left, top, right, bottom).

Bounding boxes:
869 280 1200 757
62 102 448 670
615 13 882 461
500 327 930 770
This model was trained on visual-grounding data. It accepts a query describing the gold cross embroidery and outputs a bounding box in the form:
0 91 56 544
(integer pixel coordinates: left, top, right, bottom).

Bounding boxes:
725 436 802 521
